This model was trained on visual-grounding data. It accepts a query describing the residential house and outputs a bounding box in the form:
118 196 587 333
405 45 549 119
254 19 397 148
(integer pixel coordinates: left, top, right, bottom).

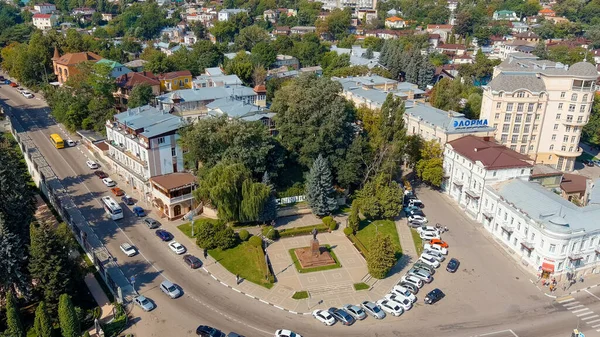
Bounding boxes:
192 67 243 88
263 9 277 22
274 55 300 69
511 22 530 34
514 31 540 44
102 13 113 21
453 54 473 64
538 8 556 17
158 70 193 92
356 9 378 25
493 10 519 21
498 42 537 60
330 45 381 69
385 16 406 29
205 95 276 135
123 59 147 72
426 24 453 43
150 173 198 220
273 26 291 36
52 48 103 85
32 13 58 30
428 34 441 48
321 0 377 10
33 3 56 14
290 26 316 35
218 8 247 21
436 43 467 57
334 75 425 110
114 71 160 111
365 29 413 40
96 59 131 78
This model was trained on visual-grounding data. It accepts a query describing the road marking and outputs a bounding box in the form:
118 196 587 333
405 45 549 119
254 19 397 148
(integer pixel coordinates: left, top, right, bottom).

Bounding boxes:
572 308 589 313
576 311 594 317
583 315 599 320
569 305 585 310
558 296 575 303
565 302 582 307
585 289 600 301
476 330 519 337
587 319 600 324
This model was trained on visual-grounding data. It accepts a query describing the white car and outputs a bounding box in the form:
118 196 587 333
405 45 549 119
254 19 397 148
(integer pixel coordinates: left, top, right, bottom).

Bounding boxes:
391 285 417 303
102 178 116 187
376 299 404 317
275 330 302 337
168 241 186 255
86 160 99 169
408 214 427 224
312 309 335 326
120 243 136 257
66 139 76 147
401 274 424 289
22 91 34 99
416 226 439 235
420 231 441 240
419 254 441 268
423 249 446 262
384 293 413 311
423 243 448 255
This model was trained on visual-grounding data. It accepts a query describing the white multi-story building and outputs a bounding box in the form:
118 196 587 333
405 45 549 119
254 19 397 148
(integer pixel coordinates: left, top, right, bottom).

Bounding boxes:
321 0 377 10
32 13 58 30
480 54 598 172
218 8 247 21
443 135 533 216
105 105 185 201
34 3 56 14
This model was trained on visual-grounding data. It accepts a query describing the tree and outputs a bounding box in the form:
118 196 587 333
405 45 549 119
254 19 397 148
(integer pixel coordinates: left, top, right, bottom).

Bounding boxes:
305 154 338 217
211 20 237 43
34 301 53 337
259 172 278 223
5 290 25 337
225 51 254 85
127 83 154 109
533 41 548 59
416 139 444 187
366 233 397 279
348 200 360 233
195 220 236 250
316 8 351 40
240 179 271 222
189 21 206 40
320 51 351 76
356 173 402 219
429 77 463 112
234 25 270 51
582 93 600 145
58 294 80 337
251 41 277 68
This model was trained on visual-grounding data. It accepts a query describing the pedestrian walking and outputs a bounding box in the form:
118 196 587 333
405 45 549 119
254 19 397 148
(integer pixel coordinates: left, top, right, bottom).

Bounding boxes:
203 248 208 259
236 274 240 285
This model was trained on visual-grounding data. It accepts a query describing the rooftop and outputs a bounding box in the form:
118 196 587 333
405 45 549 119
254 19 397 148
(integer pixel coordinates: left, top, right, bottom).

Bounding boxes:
447 135 533 170
116 71 159 89
497 55 598 78
560 173 588 194
150 172 197 191
157 86 256 104
158 70 192 80
405 103 496 134
53 51 102 66
113 105 184 139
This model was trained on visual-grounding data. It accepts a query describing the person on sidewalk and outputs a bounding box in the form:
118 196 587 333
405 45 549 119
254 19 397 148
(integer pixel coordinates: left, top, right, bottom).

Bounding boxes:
203 248 208 259
236 274 240 285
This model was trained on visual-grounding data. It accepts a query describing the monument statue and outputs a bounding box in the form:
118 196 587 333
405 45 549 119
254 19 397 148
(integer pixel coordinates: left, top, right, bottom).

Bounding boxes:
311 228 318 241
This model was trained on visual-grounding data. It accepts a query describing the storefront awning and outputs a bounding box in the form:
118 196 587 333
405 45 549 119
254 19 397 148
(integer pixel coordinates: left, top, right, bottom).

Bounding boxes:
482 212 494 219
569 255 583 261
541 261 554 273
465 190 480 199
501 225 514 234
520 242 534 251
453 181 464 186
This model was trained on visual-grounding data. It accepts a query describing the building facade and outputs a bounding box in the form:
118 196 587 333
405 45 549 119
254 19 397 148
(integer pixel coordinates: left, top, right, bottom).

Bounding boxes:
149 173 198 220
480 54 597 171
52 49 103 85
32 13 58 30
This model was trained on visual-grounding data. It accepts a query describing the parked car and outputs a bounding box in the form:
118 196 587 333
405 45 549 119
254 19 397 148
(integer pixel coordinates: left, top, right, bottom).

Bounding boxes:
184 254 202 269
327 307 355 326
0 75 5 81
195 325 225 337
408 220 424 228
132 206 146 217
312 309 336 326
424 288 445 304
155 229 173 241
424 243 448 255
413 261 436 275
94 170 108 179
86 160 99 169
391 285 416 303
111 187 124 196
168 241 186 255
159 280 181 299
342 304 367 320
144 218 160 229
226 333 245 337
376 299 404 317
399 282 419 294
408 199 424 208
420 231 441 240
404 205 420 213
408 215 427 225
102 178 116 187
400 275 424 289
409 209 426 217
133 295 155 311
584 159 595 167
408 267 433 283
121 195 135 205
446 258 460 273
429 238 448 248
9 82 18 87
423 249 445 262
119 243 136 257
22 91 34 99
360 301 386 319
384 293 413 311
416 226 440 235
66 139 76 147
419 254 440 268
594 159 600 167
274 330 302 337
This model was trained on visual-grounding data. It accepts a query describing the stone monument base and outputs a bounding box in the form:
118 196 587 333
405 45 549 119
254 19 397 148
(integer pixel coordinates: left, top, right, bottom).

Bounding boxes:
294 246 336 269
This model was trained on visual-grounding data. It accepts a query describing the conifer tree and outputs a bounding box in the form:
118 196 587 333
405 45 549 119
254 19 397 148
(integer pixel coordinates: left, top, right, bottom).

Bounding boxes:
58 294 80 337
306 154 338 216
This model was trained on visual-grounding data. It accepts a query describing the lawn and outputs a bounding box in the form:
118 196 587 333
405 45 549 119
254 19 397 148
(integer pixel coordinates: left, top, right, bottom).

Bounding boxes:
292 291 308 299
209 242 274 289
355 220 402 258
178 218 223 238
288 244 342 273
353 282 370 291
411 228 424 256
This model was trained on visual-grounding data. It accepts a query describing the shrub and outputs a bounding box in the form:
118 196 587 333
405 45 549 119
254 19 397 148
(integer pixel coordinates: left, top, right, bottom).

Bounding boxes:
262 226 279 240
238 229 250 241
343 227 353 236
276 182 305 198
249 235 263 247
279 224 329 238
323 216 337 230
196 219 236 250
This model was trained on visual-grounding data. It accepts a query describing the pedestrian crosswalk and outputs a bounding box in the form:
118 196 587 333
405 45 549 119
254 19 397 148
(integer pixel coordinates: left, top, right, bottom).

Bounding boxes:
558 296 600 331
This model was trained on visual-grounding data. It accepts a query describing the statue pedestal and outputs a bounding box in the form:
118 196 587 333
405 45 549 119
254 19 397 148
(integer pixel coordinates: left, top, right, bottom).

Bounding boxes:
294 239 336 269
311 239 320 257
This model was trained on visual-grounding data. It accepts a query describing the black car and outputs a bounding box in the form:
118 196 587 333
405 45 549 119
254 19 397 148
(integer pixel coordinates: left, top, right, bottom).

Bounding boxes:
446 258 460 273
121 195 135 205
196 325 225 337
409 209 425 217
584 159 595 167
424 288 445 304
155 229 173 241
226 333 245 337
184 254 203 269
327 307 355 326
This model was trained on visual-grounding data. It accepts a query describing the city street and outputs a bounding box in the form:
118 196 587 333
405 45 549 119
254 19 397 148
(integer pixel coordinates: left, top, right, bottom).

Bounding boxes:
0 83 596 337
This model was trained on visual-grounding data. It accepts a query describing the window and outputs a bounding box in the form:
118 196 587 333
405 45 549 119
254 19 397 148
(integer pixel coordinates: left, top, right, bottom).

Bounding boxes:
496 102 501 109
566 125 571 132
550 144 554 150
531 135 536 141
571 93 578 101
494 123 498 129
520 145 526 153
171 147 176 156
513 125 520 133
523 125 530 133
549 244 556 253
531 233 535 241
529 145 534 150
556 114 561 120
499 92 503 97
566 115 573 122
526 114 532 122
157 137 165 144
495 113 500 119
510 145 517 150
571 136 577 143
535 113 540 120
522 135 528 142
517 223 521 231
561 145 566 151
540 239 544 248
580 105 587 113
515 114 522 123
517 103 524 112
569 146 573 152
501 134 508 142
537 103 542 111
533 124 538 131
558 262 563 271
551 134 556 141
561 91 566 98
506 103 513 112
511 135 518 142
561 245 567 253
527 103 535 112
569 104 576 112
184 78 189 83
554 124 559 130
516 91 525 98
563 135 568 142
504 114 512 122
578 116 583 123
502 124 509 133
558 103 563 110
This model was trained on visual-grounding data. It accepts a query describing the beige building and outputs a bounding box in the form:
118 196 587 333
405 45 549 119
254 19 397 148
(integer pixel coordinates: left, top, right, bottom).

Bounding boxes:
480 54 597 172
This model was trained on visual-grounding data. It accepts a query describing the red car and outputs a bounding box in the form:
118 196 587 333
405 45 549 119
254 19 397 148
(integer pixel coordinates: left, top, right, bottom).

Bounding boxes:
94 170 108 179
9 82 18 87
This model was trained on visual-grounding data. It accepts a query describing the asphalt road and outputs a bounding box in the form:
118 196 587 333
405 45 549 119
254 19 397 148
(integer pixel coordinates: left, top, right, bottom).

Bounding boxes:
0 82 591 337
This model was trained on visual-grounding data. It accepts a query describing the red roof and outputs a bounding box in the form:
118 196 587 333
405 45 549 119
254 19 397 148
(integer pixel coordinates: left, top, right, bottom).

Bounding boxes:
447 136 532 170
560 173 587 194
427 24 453 30
33 13 52 19
438 43 467 50
116 71 159 89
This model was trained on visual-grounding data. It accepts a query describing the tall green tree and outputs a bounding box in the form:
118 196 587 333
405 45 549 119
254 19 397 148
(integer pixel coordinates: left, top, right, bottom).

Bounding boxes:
225 51 254 85
58 294 80 337
416 139 444 187
356 173 402 219
251 41 277 68
348 200 360 233
259 172 278 223
305 154 338 217
234 25 270 51
127 83 154 109
240 179 271 223
5 290 25 337
34 301 53 337
582 93 600 145
366 233 397 279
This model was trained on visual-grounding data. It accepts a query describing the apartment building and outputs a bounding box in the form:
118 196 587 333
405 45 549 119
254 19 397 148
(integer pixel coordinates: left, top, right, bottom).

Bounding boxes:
480 54 598 172
105 105 185 201
32 13 58 30
321 0 377 10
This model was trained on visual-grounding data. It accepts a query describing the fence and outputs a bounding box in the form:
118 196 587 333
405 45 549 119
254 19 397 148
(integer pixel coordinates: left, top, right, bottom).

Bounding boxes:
5 109 134 304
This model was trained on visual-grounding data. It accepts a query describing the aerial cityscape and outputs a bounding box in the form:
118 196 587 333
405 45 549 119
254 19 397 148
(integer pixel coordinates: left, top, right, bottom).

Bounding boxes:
2 0 600 336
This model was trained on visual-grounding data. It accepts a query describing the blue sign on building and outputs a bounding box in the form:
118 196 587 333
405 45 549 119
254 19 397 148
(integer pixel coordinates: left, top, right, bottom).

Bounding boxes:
453 119 489 129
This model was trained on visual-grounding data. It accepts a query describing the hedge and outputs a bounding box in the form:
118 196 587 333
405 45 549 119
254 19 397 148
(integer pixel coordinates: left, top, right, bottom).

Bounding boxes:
347 234 368 257
279 224 329 238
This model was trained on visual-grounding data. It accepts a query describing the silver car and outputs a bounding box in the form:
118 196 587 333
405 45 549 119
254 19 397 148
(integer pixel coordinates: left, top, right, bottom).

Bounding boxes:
133 295 155 311
423 249 445 262
361 301 386 319
408 268 433 283
342 304 367 320
160 280 181 299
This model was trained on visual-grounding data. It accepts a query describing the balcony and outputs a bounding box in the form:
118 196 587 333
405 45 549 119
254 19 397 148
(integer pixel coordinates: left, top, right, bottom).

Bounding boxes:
562 118 586 126
552 146 583 157
108 140 148 168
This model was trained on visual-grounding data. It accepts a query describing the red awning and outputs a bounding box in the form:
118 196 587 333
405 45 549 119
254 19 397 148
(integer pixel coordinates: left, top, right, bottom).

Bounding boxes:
541 262 554 273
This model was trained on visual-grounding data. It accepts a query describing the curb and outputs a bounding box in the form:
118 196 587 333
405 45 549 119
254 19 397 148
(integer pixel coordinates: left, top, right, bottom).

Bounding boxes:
200 266 311 316
567 283 600 296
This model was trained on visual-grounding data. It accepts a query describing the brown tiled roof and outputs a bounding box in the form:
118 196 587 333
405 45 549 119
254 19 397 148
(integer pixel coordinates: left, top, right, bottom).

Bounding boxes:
33 13 52 18
448 135 533 169
150 173 197 191
158 70 192 80
116 71 159 89
438 43 467 50
54 51 102 66
427 24 453 30
560 173 587 194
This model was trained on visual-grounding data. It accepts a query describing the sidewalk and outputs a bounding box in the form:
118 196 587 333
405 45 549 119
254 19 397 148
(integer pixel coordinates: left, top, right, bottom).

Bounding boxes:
84 274 114 320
